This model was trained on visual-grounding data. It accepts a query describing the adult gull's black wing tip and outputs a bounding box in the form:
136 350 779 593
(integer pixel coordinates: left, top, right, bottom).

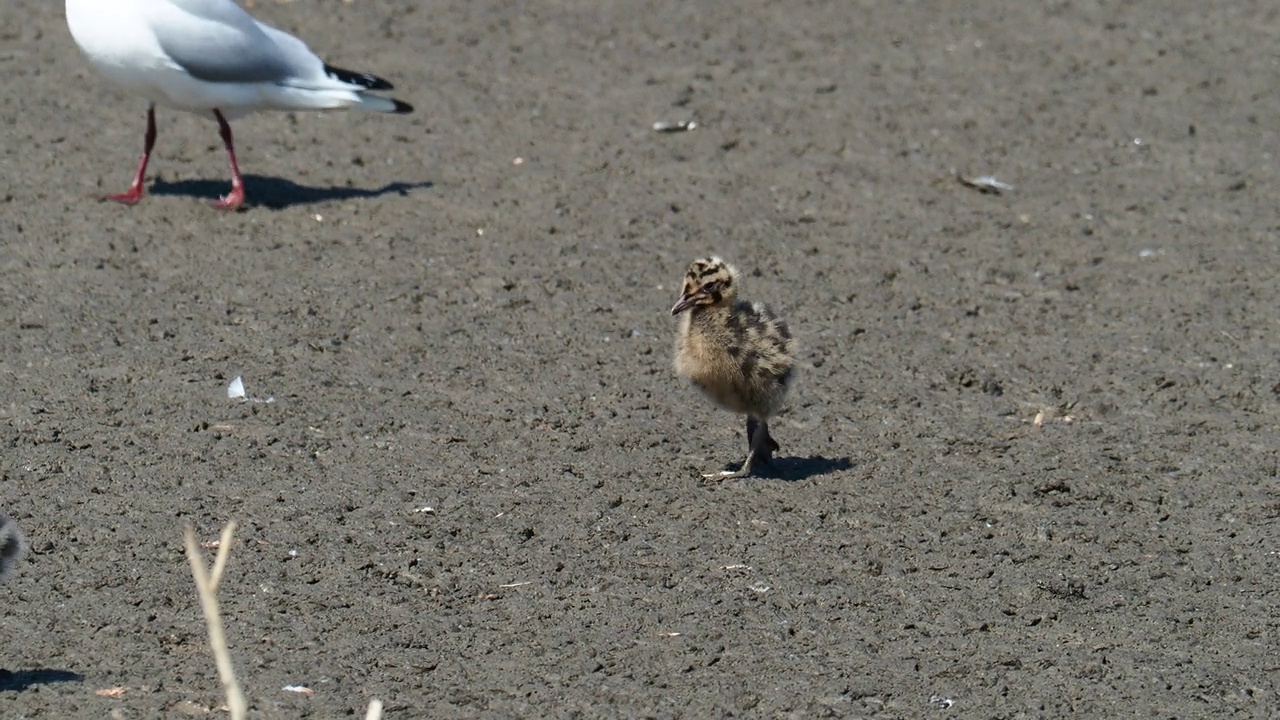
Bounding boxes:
324 64 394 91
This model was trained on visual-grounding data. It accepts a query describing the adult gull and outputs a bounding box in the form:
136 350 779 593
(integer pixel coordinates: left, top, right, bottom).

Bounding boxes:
65 0 413 210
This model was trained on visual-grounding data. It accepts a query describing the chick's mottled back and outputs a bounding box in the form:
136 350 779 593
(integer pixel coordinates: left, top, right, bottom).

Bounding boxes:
671 257 796 478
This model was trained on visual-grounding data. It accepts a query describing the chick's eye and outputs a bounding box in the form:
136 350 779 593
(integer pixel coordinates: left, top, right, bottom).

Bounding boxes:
703 280 723 294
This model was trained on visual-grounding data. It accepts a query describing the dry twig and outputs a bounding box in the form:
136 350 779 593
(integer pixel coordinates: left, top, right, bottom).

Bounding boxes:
184 522 248 720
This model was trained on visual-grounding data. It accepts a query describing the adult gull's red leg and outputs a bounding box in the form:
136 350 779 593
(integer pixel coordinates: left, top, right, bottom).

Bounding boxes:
210 109 246 211
105 104 157 205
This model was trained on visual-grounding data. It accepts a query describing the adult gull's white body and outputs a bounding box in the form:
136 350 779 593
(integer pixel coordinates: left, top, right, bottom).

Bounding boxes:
65 0 412 210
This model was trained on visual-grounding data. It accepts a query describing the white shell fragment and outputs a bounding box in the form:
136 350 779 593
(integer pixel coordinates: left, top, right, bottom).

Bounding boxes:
227 376 246 400
958 174 1013 194
653 119 698 133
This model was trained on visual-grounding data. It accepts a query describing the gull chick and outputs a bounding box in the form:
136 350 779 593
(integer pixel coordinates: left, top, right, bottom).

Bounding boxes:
65 0 413 210
0 515 27 584
671 256 796 479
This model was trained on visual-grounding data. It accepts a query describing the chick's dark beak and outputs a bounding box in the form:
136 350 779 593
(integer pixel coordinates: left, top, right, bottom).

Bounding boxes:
671 292 699 315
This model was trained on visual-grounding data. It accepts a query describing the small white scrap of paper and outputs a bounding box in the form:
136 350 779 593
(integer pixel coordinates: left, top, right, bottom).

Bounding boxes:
227 375 275 404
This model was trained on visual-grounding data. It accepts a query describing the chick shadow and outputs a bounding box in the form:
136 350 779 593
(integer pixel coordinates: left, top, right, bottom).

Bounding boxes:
0 668 84 692
755 455 854 482
150 174 432 210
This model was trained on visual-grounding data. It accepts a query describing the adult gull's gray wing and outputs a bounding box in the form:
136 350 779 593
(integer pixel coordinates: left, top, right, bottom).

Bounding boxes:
145 0 294 84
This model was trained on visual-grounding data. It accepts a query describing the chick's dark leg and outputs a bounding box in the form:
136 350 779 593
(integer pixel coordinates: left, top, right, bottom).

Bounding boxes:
705 416 774 480
746 416 780 465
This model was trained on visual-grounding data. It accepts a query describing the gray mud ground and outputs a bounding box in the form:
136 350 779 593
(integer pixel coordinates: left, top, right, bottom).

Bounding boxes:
3 0 1280 717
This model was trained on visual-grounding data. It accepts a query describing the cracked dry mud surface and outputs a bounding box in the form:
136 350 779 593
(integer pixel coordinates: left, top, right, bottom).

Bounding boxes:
3 0 1280 717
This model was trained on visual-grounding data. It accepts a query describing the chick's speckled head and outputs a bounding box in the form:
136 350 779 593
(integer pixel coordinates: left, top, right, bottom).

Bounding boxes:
671 256 739 315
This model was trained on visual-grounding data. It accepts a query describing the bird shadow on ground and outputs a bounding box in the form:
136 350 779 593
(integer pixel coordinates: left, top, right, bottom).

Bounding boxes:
0 668 84 692
757 455 854 482
150 174 432 209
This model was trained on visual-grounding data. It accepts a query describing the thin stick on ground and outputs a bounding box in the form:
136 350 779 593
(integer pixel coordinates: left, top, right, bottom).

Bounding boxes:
184 522 247 720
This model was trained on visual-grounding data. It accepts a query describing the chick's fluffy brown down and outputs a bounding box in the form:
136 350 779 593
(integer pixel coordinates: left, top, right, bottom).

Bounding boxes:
0 514 27 583
675 298 794 416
